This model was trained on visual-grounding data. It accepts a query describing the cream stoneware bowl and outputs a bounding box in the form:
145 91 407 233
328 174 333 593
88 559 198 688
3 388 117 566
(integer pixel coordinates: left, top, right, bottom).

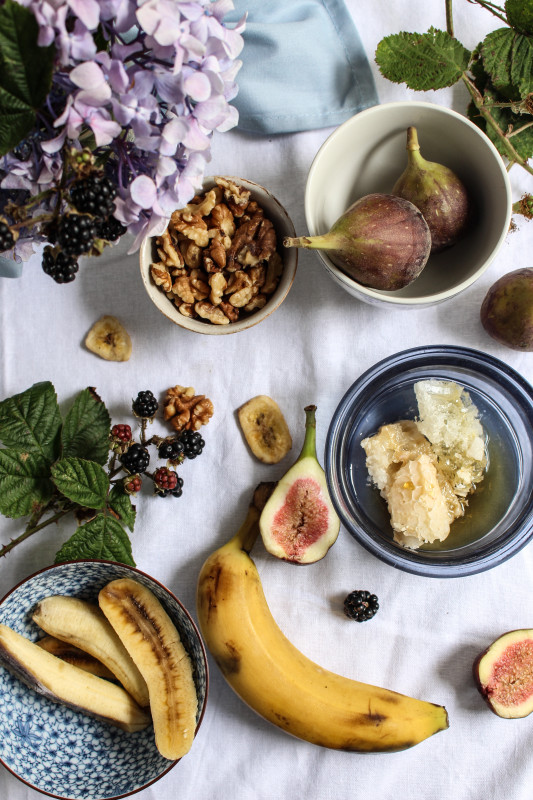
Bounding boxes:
304 101 512 308
139 176 298 334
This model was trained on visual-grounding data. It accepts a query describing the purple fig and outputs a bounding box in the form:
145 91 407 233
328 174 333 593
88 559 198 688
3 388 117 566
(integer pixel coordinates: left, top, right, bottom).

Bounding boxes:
392 126 471 252
473 629 533 718
283 193 431 291
480 268 533 351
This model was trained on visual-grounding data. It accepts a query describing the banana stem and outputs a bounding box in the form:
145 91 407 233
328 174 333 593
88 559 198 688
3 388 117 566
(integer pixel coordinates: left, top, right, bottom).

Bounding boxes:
231 503 261 554
298 405 317 461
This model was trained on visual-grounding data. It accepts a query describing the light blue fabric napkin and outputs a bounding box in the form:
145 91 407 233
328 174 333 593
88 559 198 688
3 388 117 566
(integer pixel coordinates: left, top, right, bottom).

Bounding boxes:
0 256 22 278
226 0 378 134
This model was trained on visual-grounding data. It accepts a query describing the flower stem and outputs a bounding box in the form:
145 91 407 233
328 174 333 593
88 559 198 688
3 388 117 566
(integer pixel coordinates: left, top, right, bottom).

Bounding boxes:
445 0 454 37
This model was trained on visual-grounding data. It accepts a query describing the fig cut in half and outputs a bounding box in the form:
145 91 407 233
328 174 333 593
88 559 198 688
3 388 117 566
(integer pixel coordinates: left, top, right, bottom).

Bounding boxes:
473 629 533 718
259 405 340 564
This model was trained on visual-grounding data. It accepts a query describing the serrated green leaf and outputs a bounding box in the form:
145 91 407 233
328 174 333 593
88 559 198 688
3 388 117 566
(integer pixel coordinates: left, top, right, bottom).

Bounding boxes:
108 485 136 531
0 381 61 462
0 448 53 517
61 388 111 466
51 457 109 509
54 514 135 566
0 0 55 156
375 28 470 91
511 33 533 97
481 28 517 99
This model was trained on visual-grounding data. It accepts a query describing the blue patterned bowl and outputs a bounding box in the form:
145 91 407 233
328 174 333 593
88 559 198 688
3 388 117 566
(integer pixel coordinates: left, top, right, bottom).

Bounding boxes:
0 560 208 800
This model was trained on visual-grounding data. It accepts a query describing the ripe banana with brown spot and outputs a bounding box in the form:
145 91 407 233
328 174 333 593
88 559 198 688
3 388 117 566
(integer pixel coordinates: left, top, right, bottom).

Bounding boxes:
98 578 198 761
0 624 150 732
32 595 149 707
196 485 449 752
37 635 116 679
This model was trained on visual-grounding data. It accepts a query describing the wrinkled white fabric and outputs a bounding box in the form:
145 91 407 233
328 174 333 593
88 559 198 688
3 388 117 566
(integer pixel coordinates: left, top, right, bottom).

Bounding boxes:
1 2 533 799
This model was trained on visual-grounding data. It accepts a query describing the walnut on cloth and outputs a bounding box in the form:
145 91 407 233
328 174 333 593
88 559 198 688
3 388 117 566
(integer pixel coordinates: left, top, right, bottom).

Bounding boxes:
163 385 214 432
150 177 283 325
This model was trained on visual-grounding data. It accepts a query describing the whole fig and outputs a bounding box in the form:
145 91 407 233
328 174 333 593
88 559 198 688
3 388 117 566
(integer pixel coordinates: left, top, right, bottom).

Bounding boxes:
284 193 431 291
480 268 533 351
392 127 471 252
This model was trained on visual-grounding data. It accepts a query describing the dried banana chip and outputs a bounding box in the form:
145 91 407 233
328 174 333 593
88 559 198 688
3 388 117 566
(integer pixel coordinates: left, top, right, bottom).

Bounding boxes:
85 315 132 362
238 395 292 464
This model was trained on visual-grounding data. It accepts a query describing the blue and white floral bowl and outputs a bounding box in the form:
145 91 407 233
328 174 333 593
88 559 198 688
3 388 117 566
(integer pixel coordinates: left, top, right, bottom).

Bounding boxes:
0 560 208 800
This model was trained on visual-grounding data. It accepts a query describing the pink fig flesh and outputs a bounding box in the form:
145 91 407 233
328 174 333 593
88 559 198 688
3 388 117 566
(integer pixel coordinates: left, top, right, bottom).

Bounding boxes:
473 629 533 718
259 405 340 564
284 193 431 291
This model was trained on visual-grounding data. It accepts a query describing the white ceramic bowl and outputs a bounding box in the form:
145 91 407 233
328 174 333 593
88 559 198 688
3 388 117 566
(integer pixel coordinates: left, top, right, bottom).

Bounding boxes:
140 176 298 334
305 101 512 308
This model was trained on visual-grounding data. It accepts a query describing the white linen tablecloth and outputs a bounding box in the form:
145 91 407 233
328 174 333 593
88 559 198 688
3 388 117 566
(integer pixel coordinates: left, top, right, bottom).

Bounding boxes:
1 2 533 799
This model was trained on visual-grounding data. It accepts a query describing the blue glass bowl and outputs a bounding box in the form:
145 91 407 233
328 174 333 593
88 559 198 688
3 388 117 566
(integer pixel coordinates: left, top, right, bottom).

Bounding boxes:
0 560 208 800
325 346 533 578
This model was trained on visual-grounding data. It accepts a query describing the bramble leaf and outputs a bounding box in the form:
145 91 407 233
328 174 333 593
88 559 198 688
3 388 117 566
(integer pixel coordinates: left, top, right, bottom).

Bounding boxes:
0 449 54 518
0 381 61 462
61 388 111 466
375 28 471 90
54 514 135 566
511 33 533 98
481 28 518 99
0 0 55 156
108 485 136 531
51 457 109 509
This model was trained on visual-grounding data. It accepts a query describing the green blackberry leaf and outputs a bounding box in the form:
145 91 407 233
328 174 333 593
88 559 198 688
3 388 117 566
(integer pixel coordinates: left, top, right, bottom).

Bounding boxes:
0 381 61 462
61 388 111 465
54 514 135 566
0 449 54 518
0 0 55 157
375 28 471 90
481 29 533 100
506 0 533 35
51 457 109 509
108 485 136 531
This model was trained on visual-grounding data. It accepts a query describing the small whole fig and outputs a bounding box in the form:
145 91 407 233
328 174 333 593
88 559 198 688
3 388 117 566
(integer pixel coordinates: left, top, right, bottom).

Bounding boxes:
284 193 431 291
480 268 533 351
392 127 471 252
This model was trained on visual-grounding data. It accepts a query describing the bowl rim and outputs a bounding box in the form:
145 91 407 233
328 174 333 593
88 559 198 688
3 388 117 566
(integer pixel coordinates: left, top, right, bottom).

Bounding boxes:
325 345 533 578
0 558 209 800
305 100 513 306
139 175 298 335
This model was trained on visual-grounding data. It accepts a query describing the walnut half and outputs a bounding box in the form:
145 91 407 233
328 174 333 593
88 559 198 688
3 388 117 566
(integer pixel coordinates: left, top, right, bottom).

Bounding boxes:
163 385 214 432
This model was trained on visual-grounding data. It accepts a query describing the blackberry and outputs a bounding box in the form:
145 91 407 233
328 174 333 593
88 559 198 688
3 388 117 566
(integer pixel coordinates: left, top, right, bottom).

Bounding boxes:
343 590 379 622
95 215 127 242
132 390 159 419
0 219 15 253
57 214 96 256
123 474 142 494
178 430 205 459
120 443 150 473
111 424 132 443
157 476 184 498
70 175 117 218
158 438 185 463
41 247 79 283
154 467 178 492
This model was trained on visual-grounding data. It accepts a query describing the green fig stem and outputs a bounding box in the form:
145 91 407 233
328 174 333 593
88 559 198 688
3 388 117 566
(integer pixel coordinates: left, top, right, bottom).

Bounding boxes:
297 405 318 462
283 234 341 252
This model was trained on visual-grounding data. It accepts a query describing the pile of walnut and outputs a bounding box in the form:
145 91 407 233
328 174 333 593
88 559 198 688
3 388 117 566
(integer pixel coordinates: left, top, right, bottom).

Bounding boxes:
150 177 283 325
163 385 214 432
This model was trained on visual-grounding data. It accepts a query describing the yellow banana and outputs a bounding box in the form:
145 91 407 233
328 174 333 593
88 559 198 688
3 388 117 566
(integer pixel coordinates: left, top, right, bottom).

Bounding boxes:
196 485 449 752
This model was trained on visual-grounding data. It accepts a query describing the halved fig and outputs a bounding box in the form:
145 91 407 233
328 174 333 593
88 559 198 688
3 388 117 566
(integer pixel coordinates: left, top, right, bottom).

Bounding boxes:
259 405 340 564
473 629 533 718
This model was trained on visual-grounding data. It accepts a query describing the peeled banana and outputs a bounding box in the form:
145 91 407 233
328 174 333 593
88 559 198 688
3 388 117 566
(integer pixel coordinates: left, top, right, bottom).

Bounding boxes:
85 315 132 361
0 623 150 732
37 635 116 680
99 578 198 760
238 395 292 464
32 595 149 707
197 487 449 752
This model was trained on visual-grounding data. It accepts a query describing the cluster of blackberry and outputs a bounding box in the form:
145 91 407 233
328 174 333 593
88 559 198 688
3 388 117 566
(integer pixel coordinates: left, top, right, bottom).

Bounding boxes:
41 173 126 284
112 390 207 501
343 590 379 622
